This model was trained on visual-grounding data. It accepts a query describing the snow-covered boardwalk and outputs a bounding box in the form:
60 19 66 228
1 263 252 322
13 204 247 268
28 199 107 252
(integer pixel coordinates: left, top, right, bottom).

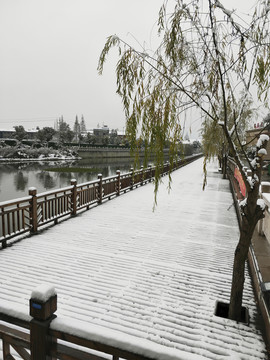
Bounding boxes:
0 158 267 359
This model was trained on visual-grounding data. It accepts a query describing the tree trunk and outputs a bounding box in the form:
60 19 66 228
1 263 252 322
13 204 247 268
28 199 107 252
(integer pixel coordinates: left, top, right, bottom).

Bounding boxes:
228 187 262 321
228 222 253 321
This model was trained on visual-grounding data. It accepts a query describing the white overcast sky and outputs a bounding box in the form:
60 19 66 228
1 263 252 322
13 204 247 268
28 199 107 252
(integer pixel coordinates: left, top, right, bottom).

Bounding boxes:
0 0 254 136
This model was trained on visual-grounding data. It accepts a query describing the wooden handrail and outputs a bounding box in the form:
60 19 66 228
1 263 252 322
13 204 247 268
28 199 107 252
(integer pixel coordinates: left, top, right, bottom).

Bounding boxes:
50 328 157 360
0 154 203 247
0 291 173 360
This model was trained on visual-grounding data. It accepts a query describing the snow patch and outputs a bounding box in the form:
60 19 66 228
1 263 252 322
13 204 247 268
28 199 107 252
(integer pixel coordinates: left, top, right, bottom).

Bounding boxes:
239 198 247 207
0 299 31 322
31 284 56 302
51 317 206 360
28 187 37 191
258 149 267 156
250 158 257 169
260 134 269 142
257 199 266 211
0 196 32 206
257 134 269 148
247 177 256 189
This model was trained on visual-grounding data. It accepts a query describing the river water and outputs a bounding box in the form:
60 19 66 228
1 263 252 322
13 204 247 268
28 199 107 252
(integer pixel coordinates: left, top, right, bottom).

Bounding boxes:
0 158 134 202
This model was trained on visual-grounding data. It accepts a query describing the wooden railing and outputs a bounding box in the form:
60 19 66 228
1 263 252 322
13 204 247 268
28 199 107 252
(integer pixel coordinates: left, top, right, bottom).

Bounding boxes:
0 289 171 360
0 154 202 248
227 156 270 346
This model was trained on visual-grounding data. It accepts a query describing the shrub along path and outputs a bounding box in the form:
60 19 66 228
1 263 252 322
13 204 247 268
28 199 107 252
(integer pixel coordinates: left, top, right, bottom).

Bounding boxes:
0 158 267 359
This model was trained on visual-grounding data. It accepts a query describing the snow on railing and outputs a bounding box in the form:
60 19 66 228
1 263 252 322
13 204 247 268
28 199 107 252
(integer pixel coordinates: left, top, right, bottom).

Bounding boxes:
257 182 270 244
0 154 202 248
0 284 203 360
227 157 270 339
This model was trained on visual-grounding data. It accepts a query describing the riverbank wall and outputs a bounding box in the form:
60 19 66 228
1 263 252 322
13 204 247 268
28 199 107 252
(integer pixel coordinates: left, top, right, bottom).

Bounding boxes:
77 148 170 160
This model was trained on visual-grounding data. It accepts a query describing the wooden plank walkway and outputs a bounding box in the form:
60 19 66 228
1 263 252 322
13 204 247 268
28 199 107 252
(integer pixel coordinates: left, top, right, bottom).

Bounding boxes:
0 158 268 359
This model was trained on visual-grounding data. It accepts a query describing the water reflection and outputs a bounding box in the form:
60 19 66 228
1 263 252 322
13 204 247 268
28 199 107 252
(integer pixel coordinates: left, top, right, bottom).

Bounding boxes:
36 171 56 190
0 158 135 202
14 171 28 191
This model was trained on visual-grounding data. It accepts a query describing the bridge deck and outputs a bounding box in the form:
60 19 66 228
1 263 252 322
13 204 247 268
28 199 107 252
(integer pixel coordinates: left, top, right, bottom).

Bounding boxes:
0 158 267 359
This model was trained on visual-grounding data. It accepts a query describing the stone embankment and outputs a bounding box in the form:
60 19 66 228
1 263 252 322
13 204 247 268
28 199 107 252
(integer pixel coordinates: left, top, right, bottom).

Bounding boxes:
77 148 170 159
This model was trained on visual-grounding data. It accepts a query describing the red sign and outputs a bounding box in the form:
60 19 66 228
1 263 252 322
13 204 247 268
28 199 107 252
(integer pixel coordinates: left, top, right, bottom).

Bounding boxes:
234 167 246 197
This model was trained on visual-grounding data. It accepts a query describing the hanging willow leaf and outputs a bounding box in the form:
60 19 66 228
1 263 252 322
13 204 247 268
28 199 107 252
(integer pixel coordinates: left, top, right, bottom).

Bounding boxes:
98 0 270 200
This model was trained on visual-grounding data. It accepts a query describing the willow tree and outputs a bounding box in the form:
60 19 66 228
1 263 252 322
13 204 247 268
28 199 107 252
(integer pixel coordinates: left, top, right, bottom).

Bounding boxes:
98 0 270 321
202 95 255 179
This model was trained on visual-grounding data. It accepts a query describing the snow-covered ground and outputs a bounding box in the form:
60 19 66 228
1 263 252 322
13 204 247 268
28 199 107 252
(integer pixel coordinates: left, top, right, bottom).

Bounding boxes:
0 158 267 359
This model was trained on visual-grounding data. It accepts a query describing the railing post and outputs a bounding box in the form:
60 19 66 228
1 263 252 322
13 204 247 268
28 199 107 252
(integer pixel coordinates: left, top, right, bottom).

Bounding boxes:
166 161 170 174
29 284 57 360
70 179 77 216
259 182 270 235
140 166 144 186
98 174 103 204
148 165 152 182
130 168 134 190
29 187 38 233
116 170 121 196
1 206 7 248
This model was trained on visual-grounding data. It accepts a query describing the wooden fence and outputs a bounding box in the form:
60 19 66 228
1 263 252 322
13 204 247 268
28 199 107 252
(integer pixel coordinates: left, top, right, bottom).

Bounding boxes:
0 155 201 248
227 156 270 346
0 291 160 360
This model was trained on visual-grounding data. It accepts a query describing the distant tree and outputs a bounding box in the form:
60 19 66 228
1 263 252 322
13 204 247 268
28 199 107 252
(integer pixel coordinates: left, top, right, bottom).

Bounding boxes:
13 126 27 142
58 118 74 144
98 0 270 321
80 115 86 132
109 129 119 145
78 133 84 144
86 132 92 144
102 135 109 146
65 129 74 143
73 115 81 142
86 133 97 145
37 127 56 144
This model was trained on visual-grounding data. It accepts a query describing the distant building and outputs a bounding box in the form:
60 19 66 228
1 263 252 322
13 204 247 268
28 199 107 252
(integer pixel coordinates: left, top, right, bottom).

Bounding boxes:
0 129 15 139
84 125 127 146
0 128 38 140
93 125 110 137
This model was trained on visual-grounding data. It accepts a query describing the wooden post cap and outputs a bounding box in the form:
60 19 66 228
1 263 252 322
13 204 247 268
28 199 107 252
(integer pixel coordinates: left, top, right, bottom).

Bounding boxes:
30 284 57 321
28 187 37 196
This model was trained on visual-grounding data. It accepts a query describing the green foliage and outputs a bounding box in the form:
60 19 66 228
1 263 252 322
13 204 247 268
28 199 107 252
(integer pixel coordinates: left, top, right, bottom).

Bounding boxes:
80 115 86 132
98 0 270 193
13 126 27 142
37 127 56 144
58 118 74 143
73 115 81 142
202 120 224 161
202 94 255 165
98 0 270 321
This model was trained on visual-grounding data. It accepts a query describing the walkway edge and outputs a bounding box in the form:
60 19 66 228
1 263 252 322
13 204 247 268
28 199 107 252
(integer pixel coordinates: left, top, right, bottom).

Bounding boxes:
228 170 270 349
